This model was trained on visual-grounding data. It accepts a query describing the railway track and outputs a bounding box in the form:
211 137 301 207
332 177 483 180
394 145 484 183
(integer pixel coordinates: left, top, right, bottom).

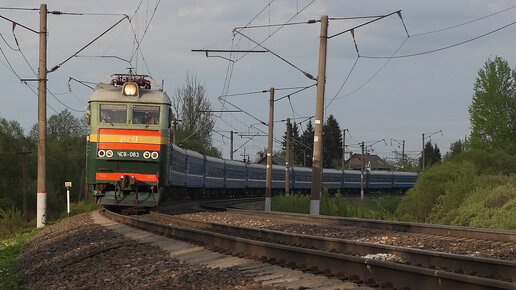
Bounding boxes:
101 208 516 289
213 206 516 243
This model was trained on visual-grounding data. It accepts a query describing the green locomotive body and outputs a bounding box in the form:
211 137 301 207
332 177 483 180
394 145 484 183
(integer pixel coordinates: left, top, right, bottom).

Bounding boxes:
86 75 171 207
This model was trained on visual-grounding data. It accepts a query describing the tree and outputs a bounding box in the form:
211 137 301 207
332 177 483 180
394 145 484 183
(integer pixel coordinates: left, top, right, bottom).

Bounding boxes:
469 56 516 153
47 109 86 140
173 73 220 157
0 116 27 210
444 139 465 161
299 120 314 167
420 141 441 168
281 121 301 162
323 114 342 168
27 110 87 218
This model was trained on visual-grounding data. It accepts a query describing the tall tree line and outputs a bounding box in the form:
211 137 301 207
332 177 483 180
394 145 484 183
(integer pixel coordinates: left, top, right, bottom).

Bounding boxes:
282 114 343 168
0 109 86 220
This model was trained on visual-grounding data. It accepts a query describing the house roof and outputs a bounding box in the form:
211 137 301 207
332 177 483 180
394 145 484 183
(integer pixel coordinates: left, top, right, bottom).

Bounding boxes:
343 153 391 170
256 155 287 166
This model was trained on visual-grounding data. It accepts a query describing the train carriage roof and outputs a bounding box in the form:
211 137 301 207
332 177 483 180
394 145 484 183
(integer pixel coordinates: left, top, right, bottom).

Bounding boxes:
89 83 171 105
225 159 247 168
185 148 204 159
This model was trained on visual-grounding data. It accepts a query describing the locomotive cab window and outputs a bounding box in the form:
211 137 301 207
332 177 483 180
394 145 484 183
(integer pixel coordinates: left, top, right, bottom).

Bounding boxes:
132 105 160 125
99 104 127 124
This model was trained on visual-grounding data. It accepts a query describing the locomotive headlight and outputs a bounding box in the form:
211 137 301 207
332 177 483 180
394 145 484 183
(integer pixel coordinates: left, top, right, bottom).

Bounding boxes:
98 150 106 158
151 151 159 159
143 151 151 159
106 150 113 158
123 83 137 96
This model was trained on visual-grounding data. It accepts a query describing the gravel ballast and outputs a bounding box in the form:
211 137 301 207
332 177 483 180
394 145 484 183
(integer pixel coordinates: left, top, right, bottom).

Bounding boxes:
18 212 267 289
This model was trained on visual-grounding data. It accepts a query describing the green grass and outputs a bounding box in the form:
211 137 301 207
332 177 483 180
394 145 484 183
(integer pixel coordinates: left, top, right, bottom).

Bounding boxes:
60 199 102 218
272 190 402 221
0 230 38 289
272 150 516 230
0 199 101 289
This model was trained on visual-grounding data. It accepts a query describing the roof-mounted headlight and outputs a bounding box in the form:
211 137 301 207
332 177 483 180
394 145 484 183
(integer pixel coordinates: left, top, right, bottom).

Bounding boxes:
123 83 138 96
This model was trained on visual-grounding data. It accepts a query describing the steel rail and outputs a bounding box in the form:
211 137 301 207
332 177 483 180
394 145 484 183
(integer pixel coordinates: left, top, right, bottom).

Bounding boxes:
149 211 516 282
101 209 515 289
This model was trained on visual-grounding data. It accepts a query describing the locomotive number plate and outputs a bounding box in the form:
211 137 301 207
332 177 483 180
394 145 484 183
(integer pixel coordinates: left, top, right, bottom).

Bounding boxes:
117 151 140 158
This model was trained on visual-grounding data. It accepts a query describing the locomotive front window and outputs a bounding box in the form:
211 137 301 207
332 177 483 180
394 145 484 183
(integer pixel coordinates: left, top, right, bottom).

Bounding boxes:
100 104 127 124
132 105 160 125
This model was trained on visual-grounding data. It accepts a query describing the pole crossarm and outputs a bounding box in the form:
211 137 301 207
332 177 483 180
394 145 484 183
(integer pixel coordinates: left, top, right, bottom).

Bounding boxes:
328 10 402 39
198 110 242 113
423 130 443 140
232 28 316 81
192 49 267 53
0 14 39 33
218 96 267 126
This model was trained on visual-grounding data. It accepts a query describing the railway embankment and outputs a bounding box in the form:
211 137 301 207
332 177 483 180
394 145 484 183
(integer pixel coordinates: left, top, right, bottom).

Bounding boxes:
15 211 267 289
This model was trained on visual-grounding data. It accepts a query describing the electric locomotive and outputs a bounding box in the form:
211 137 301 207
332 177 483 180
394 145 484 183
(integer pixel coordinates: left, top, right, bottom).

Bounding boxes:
86 74 171 207
86 74 419 208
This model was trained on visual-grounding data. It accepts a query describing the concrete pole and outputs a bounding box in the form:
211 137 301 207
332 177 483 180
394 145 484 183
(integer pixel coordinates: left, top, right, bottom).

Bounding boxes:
172 119 177 145
285 118 291 195
37 4 47 228
422 133 425 170
265 88 274 212
360 141 365 200
341 129 346 171
230 130 234 160
310 15 328 216
402 140 405 169
22 139 27 220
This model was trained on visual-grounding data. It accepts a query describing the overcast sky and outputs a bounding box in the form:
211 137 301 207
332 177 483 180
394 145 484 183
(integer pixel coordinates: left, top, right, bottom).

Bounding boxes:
0 0 515 162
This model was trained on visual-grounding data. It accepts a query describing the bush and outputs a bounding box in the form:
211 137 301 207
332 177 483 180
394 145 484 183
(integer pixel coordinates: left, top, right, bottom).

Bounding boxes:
271 190 402 221
0 207 30 239
451 175 516 229
395 161 477 222
395 150 516 229
60 199 102 218
271 193 309 213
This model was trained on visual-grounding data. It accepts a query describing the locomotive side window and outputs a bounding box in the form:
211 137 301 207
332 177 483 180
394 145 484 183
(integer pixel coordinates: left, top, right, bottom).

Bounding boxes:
100 104 127 124
132 105 160 125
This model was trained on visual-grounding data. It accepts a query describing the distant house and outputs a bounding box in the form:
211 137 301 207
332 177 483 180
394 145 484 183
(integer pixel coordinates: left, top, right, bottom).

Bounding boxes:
256 153 286 166
343 153 391 171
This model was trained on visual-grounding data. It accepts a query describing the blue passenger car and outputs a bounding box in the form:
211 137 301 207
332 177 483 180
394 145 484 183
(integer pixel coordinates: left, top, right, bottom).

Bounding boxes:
292 166 311 190
247 163 266 189
205 156 225 189
185 149 204 188
169 144 186 187
322 168 342 190
225 160 247 189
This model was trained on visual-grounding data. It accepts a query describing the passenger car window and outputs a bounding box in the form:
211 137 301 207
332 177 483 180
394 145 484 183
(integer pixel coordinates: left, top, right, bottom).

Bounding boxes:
132 105 160 125
99 104 127 123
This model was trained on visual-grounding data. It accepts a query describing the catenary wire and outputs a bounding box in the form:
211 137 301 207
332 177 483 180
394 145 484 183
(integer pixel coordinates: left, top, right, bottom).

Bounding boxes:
362 21 516 59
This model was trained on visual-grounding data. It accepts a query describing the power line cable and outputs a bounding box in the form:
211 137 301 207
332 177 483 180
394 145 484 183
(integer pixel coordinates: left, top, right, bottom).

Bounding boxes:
0 7 38 11
412 4 516 37
362 21 516 59
331 30 409 102
12 29 38 77
235 0 316 62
